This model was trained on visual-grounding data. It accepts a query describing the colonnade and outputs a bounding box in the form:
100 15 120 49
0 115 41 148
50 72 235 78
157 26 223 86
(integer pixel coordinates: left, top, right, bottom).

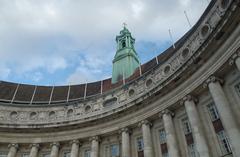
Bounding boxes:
5 73 240 157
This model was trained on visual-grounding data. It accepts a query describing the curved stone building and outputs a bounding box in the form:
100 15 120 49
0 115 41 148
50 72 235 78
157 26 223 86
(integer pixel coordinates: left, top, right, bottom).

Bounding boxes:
0 0 240 157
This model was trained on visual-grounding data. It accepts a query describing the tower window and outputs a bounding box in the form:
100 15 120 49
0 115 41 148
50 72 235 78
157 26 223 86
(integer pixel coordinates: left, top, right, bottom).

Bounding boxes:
122 41 126 48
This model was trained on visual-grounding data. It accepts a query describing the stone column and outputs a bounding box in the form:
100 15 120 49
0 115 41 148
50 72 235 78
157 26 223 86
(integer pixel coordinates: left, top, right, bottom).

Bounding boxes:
204 76 240 156
90 136 99 157
50 142 60 157
161 110 180 157
120 128 131 157
70 140 80 157
182 95 210 157
139 120 153 157
7 144 18 157
229 52 240 71
29 144 39 157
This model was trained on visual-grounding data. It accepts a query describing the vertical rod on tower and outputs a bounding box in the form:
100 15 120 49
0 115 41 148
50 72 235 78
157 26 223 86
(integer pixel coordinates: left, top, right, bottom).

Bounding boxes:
168 29 176 49
184 10 192 28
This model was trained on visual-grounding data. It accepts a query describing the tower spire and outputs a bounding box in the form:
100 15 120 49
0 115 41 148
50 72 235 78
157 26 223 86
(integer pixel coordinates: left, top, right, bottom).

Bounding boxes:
112 26 140 84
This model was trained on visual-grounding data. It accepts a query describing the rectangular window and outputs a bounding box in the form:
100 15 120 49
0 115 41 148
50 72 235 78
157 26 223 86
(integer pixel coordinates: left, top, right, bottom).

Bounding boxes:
84 149 91 157
110 144 119 157
159 129 167 144
207 103 220 121
188 144 197 157
217 130 232 155
182 118 192 135
137 137 144 151
63 152 70 157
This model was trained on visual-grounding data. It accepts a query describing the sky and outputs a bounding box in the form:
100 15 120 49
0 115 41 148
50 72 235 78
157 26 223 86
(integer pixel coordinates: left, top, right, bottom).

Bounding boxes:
0 0 210 86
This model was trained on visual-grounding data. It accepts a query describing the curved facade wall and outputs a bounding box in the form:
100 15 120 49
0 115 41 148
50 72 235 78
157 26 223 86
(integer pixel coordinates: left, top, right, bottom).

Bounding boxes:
1 0 240 157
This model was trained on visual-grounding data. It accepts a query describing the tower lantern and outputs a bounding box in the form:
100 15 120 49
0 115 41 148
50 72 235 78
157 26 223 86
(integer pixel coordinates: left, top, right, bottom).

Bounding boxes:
112 25 140 84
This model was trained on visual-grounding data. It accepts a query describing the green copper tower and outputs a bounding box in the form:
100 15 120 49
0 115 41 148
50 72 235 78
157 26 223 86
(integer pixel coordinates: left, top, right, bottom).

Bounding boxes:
112 26 140 84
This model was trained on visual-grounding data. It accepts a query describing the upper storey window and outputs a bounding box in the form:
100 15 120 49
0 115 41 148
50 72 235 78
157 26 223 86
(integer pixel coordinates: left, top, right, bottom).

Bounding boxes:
84 149 91 157
137 137 144 151
207 103 220 121
159 129 167 144
182 118 192 135
63 152 70 157
110 144 119 157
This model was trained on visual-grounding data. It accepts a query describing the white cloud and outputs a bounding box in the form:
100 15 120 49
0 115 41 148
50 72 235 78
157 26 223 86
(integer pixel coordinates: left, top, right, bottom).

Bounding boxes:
0 0 209 85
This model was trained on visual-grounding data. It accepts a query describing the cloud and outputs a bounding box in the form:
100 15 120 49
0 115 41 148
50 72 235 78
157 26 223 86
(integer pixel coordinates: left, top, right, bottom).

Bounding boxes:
0 0 209 85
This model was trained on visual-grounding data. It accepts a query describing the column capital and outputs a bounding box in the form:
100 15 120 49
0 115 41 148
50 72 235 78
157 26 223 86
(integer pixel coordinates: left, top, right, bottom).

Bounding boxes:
50 142 60 148
159 109 174 118
89 136 100 142
8 143 19 149
70 140 81 146
180 95 198 105
138 120 152 127
203 76 224 88
29 143 40 149
119 127 131 134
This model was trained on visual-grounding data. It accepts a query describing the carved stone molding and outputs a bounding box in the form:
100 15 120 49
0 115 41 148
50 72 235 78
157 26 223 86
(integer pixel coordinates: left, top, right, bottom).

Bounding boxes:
8 143 19 149
203 76 224 88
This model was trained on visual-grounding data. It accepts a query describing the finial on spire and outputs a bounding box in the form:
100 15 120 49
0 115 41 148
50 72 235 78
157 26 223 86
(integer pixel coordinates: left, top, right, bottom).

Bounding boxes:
123 22 127 28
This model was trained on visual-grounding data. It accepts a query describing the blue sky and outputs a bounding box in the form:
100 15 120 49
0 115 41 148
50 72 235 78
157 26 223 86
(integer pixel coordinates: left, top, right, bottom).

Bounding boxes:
0 0 209 85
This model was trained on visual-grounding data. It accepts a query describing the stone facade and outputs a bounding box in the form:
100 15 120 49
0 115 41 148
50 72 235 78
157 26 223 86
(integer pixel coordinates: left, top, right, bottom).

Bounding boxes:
0 0 240 157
